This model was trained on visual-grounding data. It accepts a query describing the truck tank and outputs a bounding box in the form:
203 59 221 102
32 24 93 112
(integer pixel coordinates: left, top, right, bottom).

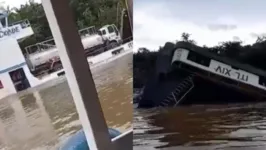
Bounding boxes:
27 48 59 70
25 26 105 73
81 34 104 50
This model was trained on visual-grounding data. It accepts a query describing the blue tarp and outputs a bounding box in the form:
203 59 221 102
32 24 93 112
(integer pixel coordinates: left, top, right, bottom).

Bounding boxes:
60 128 121 150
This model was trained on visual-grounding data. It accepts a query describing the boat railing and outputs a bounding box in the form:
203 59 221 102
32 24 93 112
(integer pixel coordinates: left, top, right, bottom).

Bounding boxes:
79 26 97 39
25 26 98 55
9 19 31 29
25 38 56 55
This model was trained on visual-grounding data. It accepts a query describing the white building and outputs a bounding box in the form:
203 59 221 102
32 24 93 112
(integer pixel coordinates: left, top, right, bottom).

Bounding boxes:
0 12 59 99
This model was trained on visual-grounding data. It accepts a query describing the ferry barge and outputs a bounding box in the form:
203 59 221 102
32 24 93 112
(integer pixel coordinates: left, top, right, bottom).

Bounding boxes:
0 0 133 149
138 42 266 108
0 9 132 100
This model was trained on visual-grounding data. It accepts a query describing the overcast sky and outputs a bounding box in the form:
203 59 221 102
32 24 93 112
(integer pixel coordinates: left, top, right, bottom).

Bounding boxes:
3 0 266 52
134 0 266 52
2 0 41 8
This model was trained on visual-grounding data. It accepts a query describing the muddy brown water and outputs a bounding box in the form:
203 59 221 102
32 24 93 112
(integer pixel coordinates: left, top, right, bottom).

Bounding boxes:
134 101 266 150
0 53 132 150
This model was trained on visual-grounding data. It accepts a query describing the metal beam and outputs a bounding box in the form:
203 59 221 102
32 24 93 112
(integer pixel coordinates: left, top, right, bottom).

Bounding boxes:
125 0 133 32
112 129 133 150
41 0 113 149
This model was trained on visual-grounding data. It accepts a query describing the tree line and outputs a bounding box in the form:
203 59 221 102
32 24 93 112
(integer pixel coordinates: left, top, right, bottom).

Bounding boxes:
133 32 266 88
2 0 126 53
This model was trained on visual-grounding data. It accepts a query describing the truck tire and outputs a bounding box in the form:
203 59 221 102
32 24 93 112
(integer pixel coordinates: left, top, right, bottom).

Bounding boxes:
110 41 118 49
52 62 63 72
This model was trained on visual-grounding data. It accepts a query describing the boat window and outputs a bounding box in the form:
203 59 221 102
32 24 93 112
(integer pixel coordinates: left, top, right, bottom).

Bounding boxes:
101 30 106 35
97 30 102 36
259 76 266 87
113 25 119 35
187 51 211 67
107 26 115 33
0 19 6 27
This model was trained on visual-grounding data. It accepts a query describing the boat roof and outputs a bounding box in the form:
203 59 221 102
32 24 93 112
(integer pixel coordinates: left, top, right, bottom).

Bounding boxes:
175 42 266 78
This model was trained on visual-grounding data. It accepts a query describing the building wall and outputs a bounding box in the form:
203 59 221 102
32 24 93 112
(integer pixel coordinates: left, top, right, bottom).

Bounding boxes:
0 23 34 42
0 38 26 70
0 72 16 99
0 38 27 99
0 38 45 99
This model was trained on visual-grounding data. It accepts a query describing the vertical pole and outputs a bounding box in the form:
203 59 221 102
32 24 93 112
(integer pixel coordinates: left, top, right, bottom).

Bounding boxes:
41 0 113 150
120 9 125 39
125 0 133 32
116 2 120 27
5 16 8 27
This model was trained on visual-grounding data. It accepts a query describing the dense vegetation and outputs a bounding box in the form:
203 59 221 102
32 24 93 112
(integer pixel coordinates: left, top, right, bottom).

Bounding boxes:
134 32 266 88
2 0 126 53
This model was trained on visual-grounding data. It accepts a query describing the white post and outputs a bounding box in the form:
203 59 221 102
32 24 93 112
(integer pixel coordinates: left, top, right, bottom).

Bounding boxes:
5 16 8 27
41 0 113 150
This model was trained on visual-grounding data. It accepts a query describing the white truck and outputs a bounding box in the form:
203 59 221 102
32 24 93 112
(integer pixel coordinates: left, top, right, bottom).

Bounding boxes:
25 24 122 76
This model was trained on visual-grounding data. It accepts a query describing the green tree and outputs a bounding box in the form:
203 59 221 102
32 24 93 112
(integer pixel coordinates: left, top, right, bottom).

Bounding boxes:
221 41 242 58
3 0 126 54
133 32 266 88
180 32 196 44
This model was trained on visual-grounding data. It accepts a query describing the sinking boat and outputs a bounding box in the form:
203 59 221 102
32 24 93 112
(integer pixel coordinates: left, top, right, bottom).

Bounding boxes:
138 42 266 108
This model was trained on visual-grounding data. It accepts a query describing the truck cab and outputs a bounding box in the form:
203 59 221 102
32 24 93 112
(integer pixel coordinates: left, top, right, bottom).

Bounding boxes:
99 24 122 49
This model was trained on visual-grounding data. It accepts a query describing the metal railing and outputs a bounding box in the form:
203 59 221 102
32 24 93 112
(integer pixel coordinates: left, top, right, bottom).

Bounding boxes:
9 19 31 29
25 38 56 55
159 75 195 107
79 26 97 39
25 26 99 55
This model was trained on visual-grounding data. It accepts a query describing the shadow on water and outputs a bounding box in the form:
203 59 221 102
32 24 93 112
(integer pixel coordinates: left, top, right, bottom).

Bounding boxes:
134 101 266 150
0 53 132 150
20 93 39 113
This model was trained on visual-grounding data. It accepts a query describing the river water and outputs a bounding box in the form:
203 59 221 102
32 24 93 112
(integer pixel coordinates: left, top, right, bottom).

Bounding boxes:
0 53 132 150
134 101 266 150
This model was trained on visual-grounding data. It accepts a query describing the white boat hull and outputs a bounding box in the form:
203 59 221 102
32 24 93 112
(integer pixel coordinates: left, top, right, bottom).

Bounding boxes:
0 41 132 100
